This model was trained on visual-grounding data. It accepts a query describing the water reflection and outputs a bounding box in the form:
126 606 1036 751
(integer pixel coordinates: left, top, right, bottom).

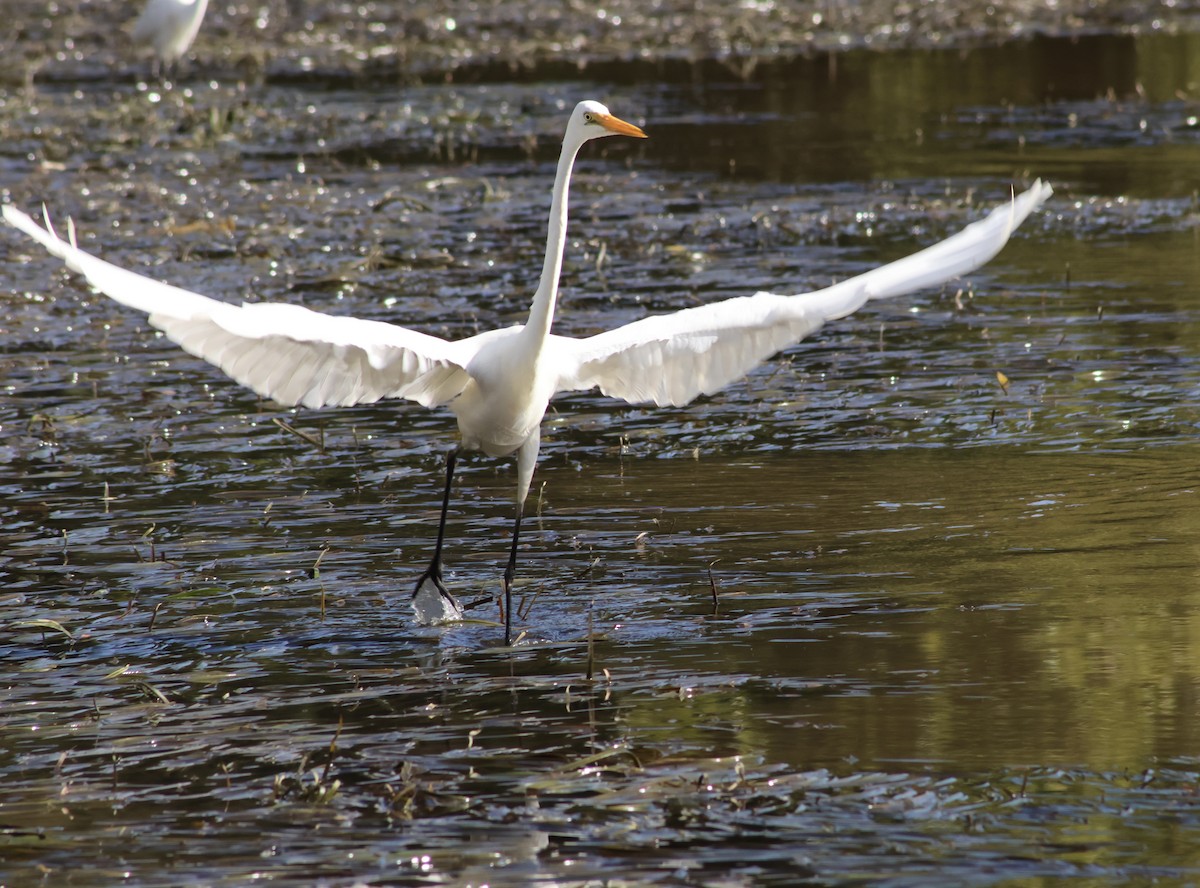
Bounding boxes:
639 32 1200 192
533 447 1200 767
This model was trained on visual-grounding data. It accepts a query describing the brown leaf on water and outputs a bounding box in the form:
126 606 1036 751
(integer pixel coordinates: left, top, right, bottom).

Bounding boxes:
166 217 237 237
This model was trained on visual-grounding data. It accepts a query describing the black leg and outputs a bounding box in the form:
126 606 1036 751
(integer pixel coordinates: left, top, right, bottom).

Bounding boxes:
502 507 523 645
411 448 459 607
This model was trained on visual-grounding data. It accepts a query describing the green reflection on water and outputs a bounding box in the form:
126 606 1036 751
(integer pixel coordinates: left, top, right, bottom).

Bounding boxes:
652 31 1200 195
548 446 1200 772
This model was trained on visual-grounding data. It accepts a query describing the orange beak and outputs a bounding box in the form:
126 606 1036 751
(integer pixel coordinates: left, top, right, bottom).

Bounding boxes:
594 112 648 139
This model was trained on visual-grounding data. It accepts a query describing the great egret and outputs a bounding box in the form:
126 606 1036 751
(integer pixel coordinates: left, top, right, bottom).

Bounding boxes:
132 0 209 67
2 100 1051 644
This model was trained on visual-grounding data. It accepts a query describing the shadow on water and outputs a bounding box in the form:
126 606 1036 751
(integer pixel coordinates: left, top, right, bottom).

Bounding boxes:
2 16 1200 887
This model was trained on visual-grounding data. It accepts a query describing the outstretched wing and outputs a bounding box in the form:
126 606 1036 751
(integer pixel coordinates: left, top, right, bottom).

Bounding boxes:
556 180 1052 407
3 205 474 409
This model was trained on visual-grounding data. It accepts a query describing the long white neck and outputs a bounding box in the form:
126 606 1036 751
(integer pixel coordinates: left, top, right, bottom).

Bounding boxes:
522 136 583 344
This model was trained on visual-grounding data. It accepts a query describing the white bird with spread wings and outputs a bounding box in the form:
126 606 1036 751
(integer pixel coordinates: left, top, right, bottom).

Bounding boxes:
2 100 1052 644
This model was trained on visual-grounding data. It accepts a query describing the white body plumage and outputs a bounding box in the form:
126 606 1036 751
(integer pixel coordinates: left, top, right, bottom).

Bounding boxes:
132 0 209 63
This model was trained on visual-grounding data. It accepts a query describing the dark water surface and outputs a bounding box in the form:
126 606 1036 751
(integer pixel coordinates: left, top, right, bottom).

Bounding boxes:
3 19 1200 887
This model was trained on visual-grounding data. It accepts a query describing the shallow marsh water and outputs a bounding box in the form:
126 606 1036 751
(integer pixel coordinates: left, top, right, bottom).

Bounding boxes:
2 7 1200 885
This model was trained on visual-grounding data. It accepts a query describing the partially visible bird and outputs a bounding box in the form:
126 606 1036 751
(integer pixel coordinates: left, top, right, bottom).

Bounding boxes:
1 100 1052 645
131 0 208 69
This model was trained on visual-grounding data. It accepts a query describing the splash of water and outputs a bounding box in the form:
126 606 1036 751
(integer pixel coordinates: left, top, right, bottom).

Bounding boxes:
411 584 465 625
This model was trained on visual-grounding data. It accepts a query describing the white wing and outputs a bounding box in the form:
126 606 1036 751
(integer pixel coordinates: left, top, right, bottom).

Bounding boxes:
2 205 476 409
557 180 1052 406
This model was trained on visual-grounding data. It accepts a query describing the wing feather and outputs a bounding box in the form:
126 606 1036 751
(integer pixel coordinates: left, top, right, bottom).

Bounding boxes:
3 205 475 409
558 180 1052 407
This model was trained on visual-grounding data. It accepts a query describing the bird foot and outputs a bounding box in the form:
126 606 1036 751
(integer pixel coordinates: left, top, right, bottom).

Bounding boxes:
410 562 464 624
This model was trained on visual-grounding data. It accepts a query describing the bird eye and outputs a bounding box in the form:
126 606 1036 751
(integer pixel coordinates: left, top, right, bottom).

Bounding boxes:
583 112 593 122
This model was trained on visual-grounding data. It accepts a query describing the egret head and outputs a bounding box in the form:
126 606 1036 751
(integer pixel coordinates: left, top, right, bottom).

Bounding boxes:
568 100 647 146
